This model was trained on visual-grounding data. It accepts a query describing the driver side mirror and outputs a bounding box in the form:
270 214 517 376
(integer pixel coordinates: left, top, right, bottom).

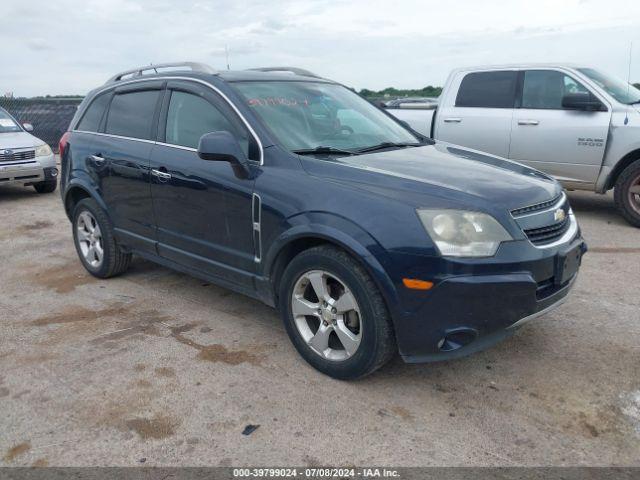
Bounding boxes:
562 92 606 112
23 123 34 132
197 131 248 166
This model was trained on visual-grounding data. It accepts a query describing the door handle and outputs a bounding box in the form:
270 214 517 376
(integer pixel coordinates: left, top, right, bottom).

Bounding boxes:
443 117 462 123
89 154 105 165
151 169 172 180
518 119 539 126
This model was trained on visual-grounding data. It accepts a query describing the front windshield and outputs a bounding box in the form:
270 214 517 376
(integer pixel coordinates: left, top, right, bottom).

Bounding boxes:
0 108 21 133
578 68 640 104
231 81 420 152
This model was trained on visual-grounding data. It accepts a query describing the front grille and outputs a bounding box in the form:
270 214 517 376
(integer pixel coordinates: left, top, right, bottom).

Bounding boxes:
511 194 563 217
0 150 36 162
524 216 570 246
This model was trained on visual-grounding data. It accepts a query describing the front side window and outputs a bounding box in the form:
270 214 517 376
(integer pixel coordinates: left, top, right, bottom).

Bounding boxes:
0 108 21 133
456 71 518 108
165 91 249 155
231 81 419 152
521 70 590 109
578 68 640 105
105 90 161 139
77 93 110 132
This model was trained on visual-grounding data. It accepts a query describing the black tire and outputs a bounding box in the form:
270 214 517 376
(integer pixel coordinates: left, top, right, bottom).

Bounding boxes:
33 180 57 194
72 198 131 278
614 160 640 228
278 245 396 380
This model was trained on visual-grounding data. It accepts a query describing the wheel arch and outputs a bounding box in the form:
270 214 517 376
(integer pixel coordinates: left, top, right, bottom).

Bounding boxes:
606 148 640 190
63 179 108 221
262 217 400 320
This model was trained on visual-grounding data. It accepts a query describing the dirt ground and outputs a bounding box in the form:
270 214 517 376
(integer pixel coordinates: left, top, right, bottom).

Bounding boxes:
0 179 638 467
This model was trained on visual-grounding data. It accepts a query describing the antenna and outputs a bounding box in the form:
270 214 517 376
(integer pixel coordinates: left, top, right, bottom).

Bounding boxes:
225 45 230 71
625 42 633 125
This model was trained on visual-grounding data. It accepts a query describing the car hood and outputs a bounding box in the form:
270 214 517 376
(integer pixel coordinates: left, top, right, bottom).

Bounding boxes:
301 142 562 211
0 131 43 149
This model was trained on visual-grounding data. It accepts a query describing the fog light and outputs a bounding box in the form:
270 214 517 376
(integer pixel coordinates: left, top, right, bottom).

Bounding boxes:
438 328 478 352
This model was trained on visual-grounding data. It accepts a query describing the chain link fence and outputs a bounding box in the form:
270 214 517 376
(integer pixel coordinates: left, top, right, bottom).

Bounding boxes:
0 97 83 153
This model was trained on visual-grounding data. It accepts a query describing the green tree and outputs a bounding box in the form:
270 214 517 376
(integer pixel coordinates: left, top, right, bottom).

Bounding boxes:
358 86 442 99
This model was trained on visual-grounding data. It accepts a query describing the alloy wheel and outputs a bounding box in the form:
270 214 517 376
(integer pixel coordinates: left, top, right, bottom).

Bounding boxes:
628 173 640 215
291 270 362 361
76 211 104 268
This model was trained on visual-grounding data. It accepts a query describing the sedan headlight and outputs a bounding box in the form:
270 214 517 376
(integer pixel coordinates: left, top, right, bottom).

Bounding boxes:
417 209 512 257
35 144 52 157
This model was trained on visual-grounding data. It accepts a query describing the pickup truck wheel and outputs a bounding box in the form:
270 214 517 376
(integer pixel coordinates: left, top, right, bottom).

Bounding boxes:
72 198 131 278
33 180 57 194
614 160 640 227
278 245 396 380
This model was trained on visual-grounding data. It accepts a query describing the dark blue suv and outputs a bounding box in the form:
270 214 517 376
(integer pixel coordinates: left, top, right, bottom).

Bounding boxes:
59 62 586 379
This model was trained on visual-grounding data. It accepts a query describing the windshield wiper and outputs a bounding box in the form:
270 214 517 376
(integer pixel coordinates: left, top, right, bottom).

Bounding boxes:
292 146 356 156
628 100 640 105
355 141 423 154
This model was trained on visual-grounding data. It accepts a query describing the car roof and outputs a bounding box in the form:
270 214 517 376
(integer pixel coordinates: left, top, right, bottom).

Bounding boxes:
216 69 334 83
102 64 335 88
450 63 590 74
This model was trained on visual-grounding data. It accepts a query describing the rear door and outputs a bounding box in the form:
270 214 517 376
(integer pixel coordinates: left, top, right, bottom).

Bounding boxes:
90 82 164 252
435 70 518 158
149 80 258 288
508 69 611 187
68 91 111 189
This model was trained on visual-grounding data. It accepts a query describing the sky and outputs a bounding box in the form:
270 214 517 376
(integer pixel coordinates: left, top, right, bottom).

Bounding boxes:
3 0 640 97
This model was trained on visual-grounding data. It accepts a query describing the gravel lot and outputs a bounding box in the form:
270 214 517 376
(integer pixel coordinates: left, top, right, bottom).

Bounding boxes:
0 178 639 467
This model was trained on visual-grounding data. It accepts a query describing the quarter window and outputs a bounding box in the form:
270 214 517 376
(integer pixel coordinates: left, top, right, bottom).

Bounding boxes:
105 90 161 139
456 71 518 108
165 91 249 155
521 70 590 110
77 93 110 132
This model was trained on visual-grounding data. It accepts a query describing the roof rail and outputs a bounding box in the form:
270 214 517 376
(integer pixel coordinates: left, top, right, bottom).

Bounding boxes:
249 67 322 78
106 62 216 84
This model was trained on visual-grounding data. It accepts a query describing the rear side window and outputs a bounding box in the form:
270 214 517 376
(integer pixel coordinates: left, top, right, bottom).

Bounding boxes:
77 93 110 132
456 71 518 108
106 90 161 139
165 90 250 155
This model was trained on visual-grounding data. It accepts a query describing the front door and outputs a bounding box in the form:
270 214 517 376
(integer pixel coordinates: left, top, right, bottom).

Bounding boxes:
509 69 611 187
149 81 259 288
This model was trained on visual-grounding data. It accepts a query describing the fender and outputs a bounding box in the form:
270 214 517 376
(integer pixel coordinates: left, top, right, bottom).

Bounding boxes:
260 211 401 321
63 172 110 221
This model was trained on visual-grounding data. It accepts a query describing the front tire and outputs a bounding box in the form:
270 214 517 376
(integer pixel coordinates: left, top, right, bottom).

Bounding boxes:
278 245 396 380
33 180 57 194
614 159 640 227
72 198 131 278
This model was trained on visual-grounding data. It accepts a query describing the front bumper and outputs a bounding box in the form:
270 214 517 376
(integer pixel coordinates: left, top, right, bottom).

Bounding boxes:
0 153 56 186
387 233 587 363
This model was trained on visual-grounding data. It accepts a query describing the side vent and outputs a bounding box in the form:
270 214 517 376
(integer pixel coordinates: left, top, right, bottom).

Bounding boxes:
252 193 262 263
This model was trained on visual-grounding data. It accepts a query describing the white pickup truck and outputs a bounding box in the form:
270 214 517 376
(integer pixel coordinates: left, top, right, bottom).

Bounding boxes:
388 64 640 226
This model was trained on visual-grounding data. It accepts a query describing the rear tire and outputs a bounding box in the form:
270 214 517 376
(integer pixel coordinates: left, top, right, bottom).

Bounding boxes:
33 180 57 194
72 198 131 278
614 160 640 227
278 245 396 380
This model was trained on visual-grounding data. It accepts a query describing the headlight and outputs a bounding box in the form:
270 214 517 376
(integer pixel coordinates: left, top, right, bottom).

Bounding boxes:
417 209 512 257
35 144 52 157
